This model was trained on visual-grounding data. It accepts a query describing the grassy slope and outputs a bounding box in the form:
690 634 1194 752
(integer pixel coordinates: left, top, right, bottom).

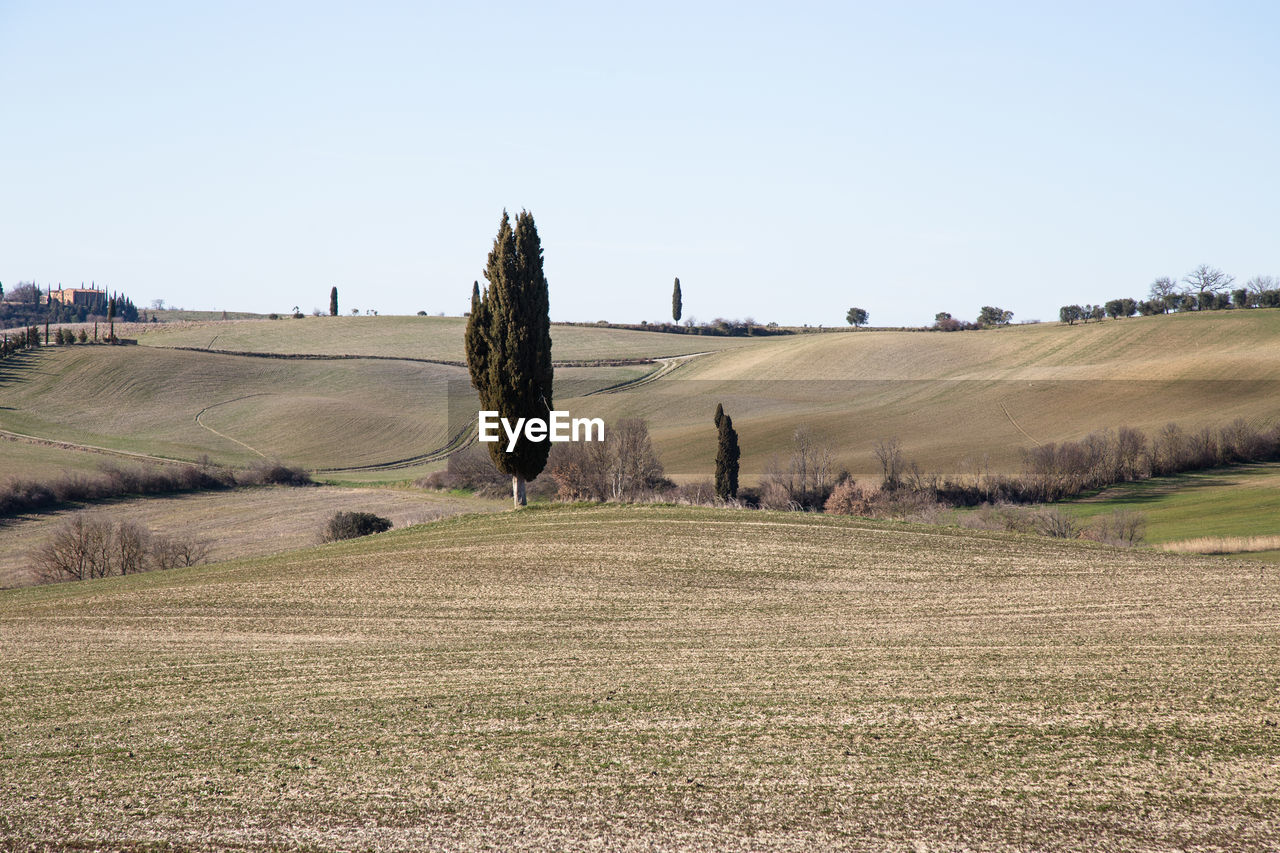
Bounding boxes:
0 346 464 470
9 310 1279 486
1066 463 1280 562
0 346 652 480
136 315 755 361
0 486 503 589
581 310 1280 479
2 505 1277 850
0 436 158 480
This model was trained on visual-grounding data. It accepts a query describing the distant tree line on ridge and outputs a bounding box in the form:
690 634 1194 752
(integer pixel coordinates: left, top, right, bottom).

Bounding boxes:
1060 265 1280 324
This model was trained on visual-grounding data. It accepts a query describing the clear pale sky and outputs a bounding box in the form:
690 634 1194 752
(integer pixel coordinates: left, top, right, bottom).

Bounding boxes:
2 2 1277 327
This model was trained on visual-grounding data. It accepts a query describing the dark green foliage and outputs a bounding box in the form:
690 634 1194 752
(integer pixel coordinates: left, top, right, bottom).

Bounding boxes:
977 306 1013 327
465 211 554 502
323 511 392 542
1104 298 1136 319
1232 288 1250 308
846 307 868 327
1059 305 1082 325
714 405 740 501
329 286 338 316
672 278 682 323
244 462 314 486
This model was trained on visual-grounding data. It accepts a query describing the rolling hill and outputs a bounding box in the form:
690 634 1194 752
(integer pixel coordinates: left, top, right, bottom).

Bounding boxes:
576 309 1280 479
134 315 756 362
4 309 1278 485
2 505 1277 850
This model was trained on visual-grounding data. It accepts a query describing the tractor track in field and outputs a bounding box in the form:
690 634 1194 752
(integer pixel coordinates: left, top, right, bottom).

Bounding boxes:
193 394 271 459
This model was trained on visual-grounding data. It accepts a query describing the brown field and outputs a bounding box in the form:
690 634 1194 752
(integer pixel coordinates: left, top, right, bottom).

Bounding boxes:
2 505 1278 850
0 485 502 589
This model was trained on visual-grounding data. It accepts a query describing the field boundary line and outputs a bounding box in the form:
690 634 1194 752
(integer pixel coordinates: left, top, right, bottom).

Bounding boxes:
150 345 667 369
0 427 184 467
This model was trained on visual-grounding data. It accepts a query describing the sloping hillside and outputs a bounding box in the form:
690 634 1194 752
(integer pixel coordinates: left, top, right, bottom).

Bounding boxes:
135 315 755 361
583 310 1280 479
2 505 1277 850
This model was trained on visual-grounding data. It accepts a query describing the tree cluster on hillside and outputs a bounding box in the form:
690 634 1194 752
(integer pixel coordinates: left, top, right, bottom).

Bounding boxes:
33 514 209 583
0 326 42 359
1060 265 1280 324
0 282 140 329
929 308 1011 331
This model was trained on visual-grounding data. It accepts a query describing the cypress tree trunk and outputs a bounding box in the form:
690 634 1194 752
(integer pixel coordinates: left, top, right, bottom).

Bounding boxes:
513 475 527 507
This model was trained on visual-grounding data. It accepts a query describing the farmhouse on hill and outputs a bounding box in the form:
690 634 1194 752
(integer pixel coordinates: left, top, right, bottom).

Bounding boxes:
48 284 107 312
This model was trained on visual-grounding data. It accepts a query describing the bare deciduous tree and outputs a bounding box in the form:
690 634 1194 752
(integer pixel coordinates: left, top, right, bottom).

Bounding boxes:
32 515 209 583
873 437 904 491
1245 275 1275 296
1182 264 1234 299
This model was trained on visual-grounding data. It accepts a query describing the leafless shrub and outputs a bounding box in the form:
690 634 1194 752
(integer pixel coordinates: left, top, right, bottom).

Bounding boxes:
1033 507 1081 539
873 437 904 491
758 481 797 511
150 535 211 569
760 427 838 510
667 480 717 506
823 479 874 515
1 462 240 519
546 418 668 503
418 446 511 497
958 502 1037 533
1082 509 1147 546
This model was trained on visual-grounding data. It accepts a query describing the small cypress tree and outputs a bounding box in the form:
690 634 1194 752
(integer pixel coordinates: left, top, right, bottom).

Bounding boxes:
107 296 116 341
714 405 739 501
464 211 554 506
672 278 682 323
329 286 338 316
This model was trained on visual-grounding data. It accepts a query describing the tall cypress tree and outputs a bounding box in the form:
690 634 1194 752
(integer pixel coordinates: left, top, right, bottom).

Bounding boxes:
714 404 739 501
672 277 682 323
329 286 338 316
465 210 554 506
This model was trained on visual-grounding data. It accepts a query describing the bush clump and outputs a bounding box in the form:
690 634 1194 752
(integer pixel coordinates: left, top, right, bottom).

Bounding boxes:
323 511 392 542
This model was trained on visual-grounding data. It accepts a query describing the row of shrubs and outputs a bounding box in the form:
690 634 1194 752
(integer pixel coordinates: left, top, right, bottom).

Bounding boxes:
929 418 1280 506
0 459 313 519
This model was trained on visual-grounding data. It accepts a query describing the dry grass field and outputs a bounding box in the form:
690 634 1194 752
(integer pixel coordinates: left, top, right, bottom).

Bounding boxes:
585 310 1280 479
0 485 503 589
8 310 1278 484
2 505 1278 850
134 315 755 362
0 346 646 480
